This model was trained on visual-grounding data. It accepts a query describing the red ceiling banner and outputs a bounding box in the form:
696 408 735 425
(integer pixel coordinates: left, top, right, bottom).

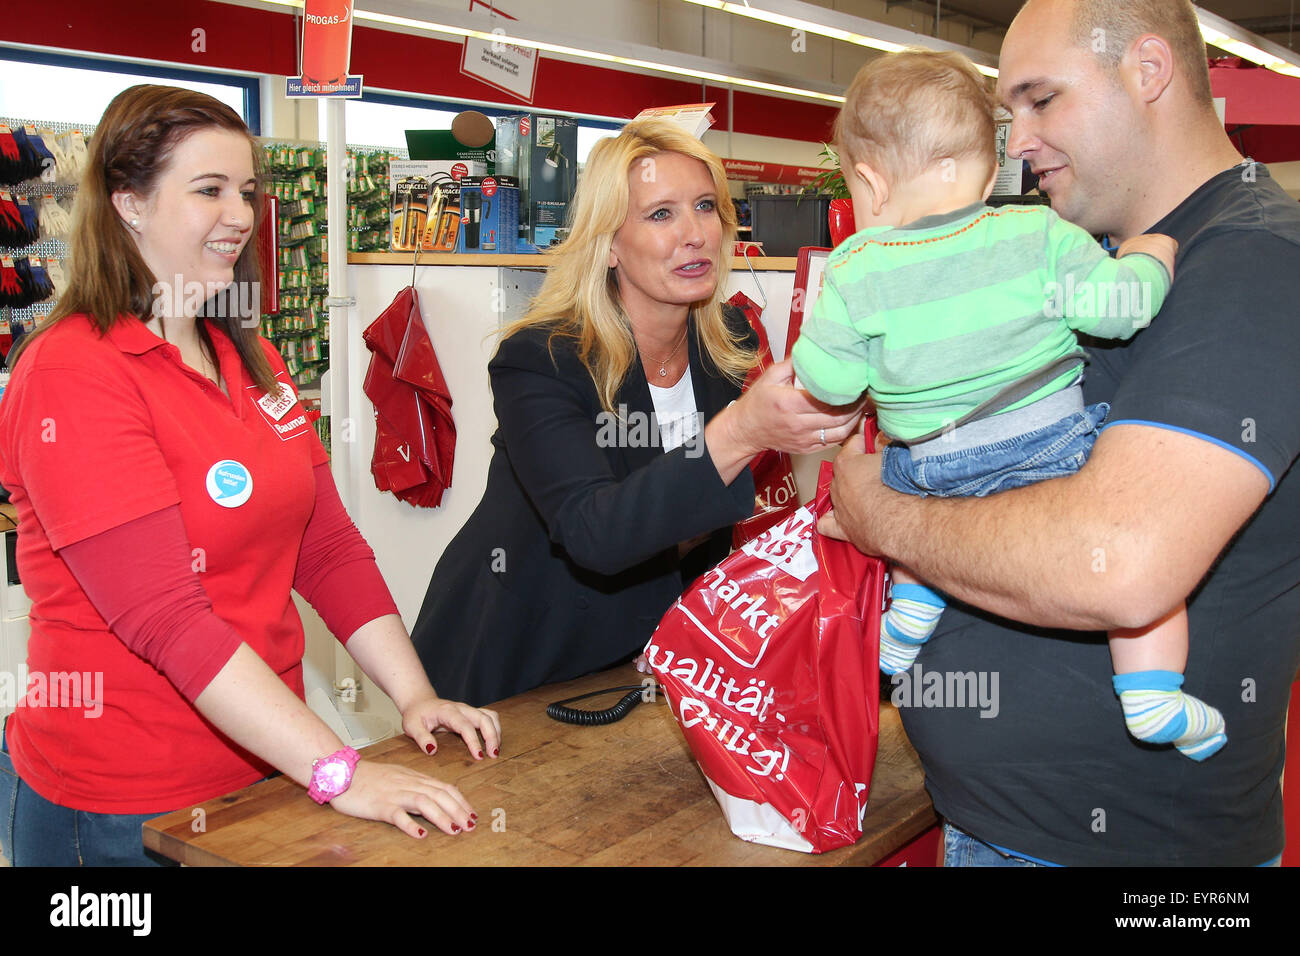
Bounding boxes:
723 159 825 186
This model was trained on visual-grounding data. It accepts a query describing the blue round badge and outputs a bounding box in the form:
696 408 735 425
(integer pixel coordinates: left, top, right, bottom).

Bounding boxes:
205 460 253 508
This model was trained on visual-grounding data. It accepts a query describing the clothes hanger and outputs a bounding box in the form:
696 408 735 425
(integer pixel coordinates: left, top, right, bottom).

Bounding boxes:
742 244 768 311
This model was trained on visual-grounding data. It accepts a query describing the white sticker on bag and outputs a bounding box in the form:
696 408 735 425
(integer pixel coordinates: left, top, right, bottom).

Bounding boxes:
740 505 818 582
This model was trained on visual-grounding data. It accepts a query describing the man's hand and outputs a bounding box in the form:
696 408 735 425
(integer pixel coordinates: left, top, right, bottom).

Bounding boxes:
817 430 891 553
815 422 1270 633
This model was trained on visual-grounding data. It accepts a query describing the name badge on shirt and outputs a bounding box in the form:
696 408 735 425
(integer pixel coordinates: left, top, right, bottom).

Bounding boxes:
206 460 253 508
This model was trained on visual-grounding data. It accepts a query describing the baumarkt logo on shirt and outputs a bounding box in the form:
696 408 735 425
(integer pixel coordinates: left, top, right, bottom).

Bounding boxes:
257 382 297 421
0 667 104 718
248 376 312 442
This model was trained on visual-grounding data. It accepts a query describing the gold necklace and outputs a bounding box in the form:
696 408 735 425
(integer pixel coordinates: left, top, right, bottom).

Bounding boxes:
643 329 688 378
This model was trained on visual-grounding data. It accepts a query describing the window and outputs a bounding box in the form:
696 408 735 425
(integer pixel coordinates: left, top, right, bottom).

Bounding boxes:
346 90 620 163
345 97 459 150
0 47 259 132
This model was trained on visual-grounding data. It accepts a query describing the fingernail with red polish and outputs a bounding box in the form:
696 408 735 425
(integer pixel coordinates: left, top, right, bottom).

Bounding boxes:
418 828 426 837
452 825 461 833
466 821 475 830
470 812 478 820
477 750 484 759
425 743 435 754
492 748 499 757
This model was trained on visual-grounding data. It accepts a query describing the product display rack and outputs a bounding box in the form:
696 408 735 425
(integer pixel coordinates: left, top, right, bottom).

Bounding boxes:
260 144 403 390
262 142 331 387
0 115 90 350
259 141 404 455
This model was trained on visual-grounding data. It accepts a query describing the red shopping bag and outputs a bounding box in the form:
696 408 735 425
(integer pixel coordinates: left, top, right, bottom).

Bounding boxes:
645 454 887 853
728 291 800 547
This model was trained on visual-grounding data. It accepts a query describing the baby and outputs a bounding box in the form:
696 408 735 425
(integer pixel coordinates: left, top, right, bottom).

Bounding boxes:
791 49 1225 761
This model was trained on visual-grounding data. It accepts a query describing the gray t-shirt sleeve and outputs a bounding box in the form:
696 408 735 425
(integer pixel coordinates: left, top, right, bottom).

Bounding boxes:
1102 230 1300 491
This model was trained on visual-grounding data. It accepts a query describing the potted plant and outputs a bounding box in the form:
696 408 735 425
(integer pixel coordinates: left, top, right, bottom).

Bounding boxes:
808 143 855 246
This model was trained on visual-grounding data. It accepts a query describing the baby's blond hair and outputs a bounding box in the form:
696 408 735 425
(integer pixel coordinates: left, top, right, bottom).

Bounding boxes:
835 48 997 186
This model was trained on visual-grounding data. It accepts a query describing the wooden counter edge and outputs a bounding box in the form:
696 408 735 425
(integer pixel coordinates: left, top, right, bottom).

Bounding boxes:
861 799 941 866
141 718 938 867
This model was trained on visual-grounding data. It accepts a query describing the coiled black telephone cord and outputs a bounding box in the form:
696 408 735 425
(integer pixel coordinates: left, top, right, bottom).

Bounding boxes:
546 684 661 725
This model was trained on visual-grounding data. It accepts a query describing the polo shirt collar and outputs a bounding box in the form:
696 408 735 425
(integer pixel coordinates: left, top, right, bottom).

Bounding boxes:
206 322 250 398
104 315 172 355
105 315 242 373
104 315 250 416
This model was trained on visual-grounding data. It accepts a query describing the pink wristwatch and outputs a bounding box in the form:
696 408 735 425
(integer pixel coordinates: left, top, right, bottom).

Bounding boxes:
308 746 361 805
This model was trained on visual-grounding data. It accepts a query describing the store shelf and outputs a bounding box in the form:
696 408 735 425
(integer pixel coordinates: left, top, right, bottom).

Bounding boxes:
349 252 547 267
349 252 800 270
730 256 797 271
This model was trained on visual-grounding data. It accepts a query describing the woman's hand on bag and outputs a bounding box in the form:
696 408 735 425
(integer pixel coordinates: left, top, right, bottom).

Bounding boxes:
329 759 477 838
401 695 502 761
731 359 867 455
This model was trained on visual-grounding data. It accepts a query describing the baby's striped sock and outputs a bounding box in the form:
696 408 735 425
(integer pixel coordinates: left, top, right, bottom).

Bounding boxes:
1113 670 1227 761
880 582 946 674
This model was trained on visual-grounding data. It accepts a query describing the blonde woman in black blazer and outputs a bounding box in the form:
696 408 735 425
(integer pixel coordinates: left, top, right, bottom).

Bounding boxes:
412 119 863 706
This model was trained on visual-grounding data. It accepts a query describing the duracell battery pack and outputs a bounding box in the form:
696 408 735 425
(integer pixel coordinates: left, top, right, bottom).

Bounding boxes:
391 176 429 252
389 160 487 252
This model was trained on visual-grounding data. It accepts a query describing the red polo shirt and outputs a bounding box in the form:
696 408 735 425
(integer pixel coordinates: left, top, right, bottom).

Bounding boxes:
0 314 332 812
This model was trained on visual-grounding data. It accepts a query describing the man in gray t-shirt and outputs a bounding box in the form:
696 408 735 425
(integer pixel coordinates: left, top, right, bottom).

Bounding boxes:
821 0 1300 865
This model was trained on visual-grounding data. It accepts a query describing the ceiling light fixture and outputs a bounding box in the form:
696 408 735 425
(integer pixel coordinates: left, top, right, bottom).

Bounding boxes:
680 0 1000 77
684 0 1300 84
215 0 847 102
1196 5 1300 79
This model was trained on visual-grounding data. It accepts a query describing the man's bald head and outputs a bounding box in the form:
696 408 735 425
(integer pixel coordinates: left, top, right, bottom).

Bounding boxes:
1062 0 1214 109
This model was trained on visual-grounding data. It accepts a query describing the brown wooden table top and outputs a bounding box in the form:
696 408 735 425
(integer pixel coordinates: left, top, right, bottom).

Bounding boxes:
143 664 936 866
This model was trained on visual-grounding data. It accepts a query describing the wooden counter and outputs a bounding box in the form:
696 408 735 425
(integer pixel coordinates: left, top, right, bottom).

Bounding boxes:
348 251 800 271
142 664 936 866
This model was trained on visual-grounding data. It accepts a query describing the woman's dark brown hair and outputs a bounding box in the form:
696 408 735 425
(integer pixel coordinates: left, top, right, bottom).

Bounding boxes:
7 84 279 393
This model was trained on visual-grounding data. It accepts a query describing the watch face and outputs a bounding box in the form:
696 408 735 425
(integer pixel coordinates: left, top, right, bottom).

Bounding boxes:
319 758 349 794
309 748 359 803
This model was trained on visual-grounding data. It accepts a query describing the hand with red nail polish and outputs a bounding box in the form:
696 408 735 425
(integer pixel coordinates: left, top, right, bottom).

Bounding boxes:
399 694 502 766
329 760 476 839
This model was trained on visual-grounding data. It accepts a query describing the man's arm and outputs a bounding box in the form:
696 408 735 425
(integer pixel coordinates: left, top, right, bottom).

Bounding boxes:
822 422 1269 631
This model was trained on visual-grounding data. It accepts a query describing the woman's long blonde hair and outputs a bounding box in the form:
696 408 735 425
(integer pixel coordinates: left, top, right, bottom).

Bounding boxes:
501 117 754 412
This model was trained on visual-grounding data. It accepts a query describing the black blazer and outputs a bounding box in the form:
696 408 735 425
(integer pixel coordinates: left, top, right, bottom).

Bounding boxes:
411 308 758 706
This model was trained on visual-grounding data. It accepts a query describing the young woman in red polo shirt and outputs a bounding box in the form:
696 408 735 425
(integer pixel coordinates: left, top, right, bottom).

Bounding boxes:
0 85 500 866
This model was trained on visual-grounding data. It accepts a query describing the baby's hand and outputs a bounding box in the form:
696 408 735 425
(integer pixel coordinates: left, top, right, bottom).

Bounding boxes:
1116 233 1179 282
